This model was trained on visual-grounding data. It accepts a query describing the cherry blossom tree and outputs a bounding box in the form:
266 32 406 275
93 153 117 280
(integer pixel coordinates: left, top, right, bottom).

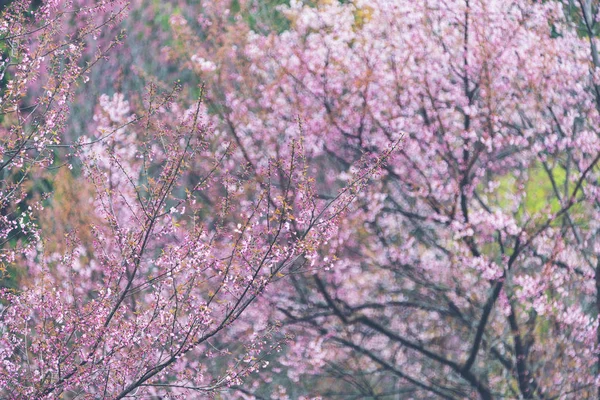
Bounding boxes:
178 0 600 398
5 0 600 398
0 0 397 398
